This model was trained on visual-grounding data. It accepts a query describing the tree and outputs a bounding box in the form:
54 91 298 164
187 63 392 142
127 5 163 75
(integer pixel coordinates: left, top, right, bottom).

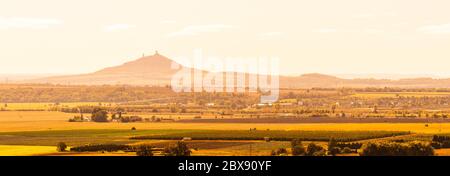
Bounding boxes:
328 138 339 156
360 142 434 156
329 147 341 156
271 148 288 156
306 143 326 156
56 142 67 152
291 139 306 156
292 145 306 156
164 141 191 156
91 108 108 122
136 145 153 156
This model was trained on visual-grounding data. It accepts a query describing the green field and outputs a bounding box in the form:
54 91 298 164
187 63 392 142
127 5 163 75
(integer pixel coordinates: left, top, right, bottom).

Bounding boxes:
130 130 409 142
0 129 409 147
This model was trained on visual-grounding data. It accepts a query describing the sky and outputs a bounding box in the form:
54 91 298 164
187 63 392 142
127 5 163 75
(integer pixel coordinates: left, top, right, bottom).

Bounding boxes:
1 0 450 77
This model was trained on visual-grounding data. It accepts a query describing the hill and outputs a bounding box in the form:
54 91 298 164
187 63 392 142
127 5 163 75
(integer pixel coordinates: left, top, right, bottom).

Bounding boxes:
26 52 450 88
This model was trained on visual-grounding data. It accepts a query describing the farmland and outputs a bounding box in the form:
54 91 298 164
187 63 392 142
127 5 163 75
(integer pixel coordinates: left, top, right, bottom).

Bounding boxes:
2 84 450 156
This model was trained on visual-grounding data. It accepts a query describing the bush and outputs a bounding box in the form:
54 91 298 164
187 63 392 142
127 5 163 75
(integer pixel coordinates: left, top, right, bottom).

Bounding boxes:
56 142 67 152
360 142 434 156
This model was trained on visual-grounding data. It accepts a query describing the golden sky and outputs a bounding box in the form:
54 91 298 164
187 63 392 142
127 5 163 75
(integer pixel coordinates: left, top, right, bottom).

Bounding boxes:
1 0 450 77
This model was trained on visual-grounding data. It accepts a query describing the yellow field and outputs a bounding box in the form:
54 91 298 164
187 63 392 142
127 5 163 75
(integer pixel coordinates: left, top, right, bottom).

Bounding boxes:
0 145 56 156
0 111 74 122
1 102 115 111
350 92 450 98
0 111 449 134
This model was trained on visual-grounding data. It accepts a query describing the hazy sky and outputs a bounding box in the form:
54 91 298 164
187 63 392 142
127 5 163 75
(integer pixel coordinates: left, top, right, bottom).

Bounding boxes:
1 0 450 77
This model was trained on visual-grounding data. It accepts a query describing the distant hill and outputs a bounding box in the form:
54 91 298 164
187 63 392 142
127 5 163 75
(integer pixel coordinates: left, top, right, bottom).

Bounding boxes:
28 52 178 85
26 52 450 88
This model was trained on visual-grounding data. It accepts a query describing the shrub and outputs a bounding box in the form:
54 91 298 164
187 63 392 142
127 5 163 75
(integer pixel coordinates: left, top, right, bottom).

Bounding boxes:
56 142 67 152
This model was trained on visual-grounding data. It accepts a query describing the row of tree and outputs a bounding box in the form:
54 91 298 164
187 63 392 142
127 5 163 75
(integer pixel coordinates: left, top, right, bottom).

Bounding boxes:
56 141 191 156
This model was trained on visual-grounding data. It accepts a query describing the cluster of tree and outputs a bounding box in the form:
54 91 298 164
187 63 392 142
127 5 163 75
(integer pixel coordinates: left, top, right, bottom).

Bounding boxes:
163 141 191 156
271 139 362 156
91 108 109 122
69 143 158 156
336 142 363 150
70 144 132 152
135 145 154 156
271 139 326 156
360 142 434 156
305 143 327 156
115 116 143 123
68 107 146 123
271 148 289 156
431 135 450 149
327 138 356 155
0 84 175 103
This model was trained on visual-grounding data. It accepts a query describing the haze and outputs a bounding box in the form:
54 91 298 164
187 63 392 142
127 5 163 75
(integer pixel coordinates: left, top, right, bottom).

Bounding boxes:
1 0 450 77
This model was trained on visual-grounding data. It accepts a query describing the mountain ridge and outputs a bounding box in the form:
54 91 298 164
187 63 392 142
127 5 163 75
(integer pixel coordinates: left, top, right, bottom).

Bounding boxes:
23 52 450 88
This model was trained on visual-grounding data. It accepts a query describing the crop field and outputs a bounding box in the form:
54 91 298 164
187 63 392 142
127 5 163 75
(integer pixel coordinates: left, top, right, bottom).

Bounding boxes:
3 86 450 156
0 102 114 111
0 145 56 156
0 129 408 146
130 130 409 142
350 92 450 98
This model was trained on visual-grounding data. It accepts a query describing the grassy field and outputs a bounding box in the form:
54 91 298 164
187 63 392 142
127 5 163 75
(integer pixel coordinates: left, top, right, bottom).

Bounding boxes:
0 145 56 156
